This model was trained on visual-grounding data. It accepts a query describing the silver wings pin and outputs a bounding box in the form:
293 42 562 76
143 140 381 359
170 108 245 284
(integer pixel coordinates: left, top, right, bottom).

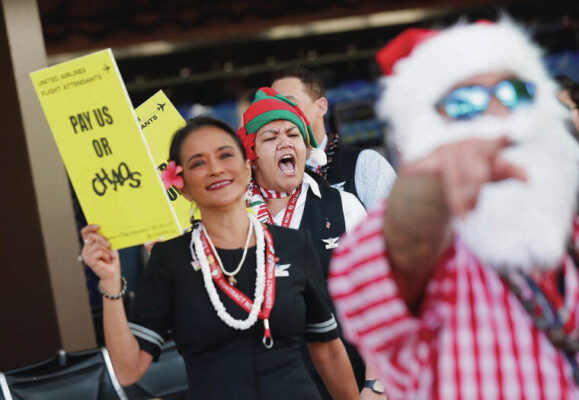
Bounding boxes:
322 237 339 250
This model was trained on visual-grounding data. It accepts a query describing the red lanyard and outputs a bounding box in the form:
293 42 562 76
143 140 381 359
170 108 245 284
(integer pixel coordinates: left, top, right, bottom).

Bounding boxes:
199 225 277 347
267 186 301 227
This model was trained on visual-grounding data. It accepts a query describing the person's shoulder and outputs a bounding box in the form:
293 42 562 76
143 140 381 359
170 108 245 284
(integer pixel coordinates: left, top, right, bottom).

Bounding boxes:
150 230 191 257
338 188 360 203
357 148 392 167
355 149 397 199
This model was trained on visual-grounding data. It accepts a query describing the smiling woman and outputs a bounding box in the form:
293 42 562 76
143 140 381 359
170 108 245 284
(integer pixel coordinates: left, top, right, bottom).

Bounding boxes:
237 88 370 399
169 119 251 211
79 115 360 400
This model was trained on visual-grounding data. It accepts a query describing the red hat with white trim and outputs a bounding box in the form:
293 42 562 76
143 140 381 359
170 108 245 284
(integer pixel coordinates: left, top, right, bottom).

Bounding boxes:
374 18 560 161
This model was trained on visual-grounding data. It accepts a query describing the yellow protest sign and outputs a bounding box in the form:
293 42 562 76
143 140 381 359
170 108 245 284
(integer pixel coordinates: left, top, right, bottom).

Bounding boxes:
135 91 196 231
30 49 181 249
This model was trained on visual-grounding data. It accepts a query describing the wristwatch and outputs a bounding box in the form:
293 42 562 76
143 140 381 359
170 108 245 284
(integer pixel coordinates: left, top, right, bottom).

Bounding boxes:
363 379 384 395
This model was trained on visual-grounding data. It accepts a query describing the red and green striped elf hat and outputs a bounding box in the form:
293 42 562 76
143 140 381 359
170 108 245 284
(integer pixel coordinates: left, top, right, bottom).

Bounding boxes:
237 87 327 165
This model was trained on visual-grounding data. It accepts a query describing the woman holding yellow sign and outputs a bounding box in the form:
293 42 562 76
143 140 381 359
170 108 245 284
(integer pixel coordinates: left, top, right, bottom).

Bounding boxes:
80 116 358 400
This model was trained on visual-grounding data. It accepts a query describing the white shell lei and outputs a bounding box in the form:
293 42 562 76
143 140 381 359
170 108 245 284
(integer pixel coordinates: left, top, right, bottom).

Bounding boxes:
190 213 265 330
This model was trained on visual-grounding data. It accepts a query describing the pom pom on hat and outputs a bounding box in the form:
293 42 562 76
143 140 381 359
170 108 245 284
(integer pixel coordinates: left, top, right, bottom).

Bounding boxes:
237 87 326 165
309 146 327 166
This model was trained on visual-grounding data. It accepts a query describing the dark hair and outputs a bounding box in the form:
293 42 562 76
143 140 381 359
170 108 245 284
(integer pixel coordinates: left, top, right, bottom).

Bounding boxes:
556 74 579 106
556 75 576 91
168 115 247 165
271 67 326 100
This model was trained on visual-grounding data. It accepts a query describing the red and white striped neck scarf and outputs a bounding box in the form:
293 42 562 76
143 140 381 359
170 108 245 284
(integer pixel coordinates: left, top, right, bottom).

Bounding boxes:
259 186 295 199
248 180 300 224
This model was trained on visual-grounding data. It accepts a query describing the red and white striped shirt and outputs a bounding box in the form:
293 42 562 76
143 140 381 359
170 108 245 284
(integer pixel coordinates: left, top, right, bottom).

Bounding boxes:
329 201 579 400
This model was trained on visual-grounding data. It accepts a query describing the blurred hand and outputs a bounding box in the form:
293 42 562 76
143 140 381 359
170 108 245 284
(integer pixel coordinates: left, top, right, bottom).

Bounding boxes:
80 224 120 290
403 136 527 218
144 239 161 255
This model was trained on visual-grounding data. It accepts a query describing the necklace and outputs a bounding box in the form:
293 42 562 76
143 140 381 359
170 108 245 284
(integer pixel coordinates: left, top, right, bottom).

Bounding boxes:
202 213 253 286
191 214 277 348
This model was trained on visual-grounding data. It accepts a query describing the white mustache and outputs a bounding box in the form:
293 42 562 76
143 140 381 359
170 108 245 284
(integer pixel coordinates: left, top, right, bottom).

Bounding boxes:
450 111 579 272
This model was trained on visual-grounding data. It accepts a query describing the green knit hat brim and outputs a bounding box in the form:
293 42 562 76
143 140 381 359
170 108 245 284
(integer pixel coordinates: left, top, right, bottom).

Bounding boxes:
245 109 309 145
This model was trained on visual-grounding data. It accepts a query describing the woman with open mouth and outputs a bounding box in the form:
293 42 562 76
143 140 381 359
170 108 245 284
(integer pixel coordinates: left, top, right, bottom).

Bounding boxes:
79 116 359 400
237 87 370 399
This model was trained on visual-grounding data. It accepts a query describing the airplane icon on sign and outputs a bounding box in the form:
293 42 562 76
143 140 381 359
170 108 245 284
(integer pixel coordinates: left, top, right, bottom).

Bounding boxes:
157 103 166 111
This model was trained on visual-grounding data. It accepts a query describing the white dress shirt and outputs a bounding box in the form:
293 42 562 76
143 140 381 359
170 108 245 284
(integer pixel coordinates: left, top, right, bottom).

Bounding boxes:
272 173 366 232
306 134 397 210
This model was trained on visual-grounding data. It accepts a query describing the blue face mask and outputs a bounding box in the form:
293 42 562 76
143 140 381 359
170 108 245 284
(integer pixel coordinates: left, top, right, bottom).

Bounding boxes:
435 78 536 120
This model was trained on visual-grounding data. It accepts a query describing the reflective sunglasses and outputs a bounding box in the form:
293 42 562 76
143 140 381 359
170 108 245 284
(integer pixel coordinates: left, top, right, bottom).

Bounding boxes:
436 78 536 120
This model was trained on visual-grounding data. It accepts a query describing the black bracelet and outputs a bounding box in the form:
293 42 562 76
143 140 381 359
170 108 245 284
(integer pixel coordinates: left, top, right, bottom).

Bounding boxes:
98 277 127 300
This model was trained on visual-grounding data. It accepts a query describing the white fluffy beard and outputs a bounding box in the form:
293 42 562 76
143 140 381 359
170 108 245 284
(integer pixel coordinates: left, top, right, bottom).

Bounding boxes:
441 108 579 273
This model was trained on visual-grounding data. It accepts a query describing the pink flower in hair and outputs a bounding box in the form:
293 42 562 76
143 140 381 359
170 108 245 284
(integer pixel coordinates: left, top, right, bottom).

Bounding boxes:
161 161 184 190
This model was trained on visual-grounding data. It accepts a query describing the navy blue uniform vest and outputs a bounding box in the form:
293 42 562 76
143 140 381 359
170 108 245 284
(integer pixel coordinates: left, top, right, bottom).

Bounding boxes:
298 173 366 397
325 137 362 202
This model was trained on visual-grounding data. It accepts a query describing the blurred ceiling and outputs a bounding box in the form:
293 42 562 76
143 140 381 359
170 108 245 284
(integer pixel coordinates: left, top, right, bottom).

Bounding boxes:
37 0 579 105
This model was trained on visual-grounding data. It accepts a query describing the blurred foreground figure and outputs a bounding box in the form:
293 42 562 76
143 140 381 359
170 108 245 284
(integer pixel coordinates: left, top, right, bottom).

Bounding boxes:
329 19 579 400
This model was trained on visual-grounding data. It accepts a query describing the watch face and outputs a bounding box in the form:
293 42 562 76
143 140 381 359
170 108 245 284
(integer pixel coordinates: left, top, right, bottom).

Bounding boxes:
373 380 384 394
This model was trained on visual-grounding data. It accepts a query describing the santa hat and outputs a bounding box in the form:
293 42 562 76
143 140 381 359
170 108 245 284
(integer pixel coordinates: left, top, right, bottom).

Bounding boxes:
375 18 560 161
237 87 327 165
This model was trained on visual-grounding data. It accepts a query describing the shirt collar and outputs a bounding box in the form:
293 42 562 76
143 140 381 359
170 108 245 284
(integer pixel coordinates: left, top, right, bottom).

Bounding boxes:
319 133 328 151
302 172 322 198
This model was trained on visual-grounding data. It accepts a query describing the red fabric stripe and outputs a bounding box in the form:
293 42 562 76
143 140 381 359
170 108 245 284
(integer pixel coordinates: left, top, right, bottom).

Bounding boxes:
477 265 504 400
332 272 392 300
343 291 399 320
330 252 386 279
451 294 462 400
357 313 411 340
531 328 546 400
334 229 383 258
389 343 415 376
372 320 417 354
432 339 440 400
555 348 568 400
467 267 483 400
503 283 525 399
380 370 407 392
243 98 297 124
